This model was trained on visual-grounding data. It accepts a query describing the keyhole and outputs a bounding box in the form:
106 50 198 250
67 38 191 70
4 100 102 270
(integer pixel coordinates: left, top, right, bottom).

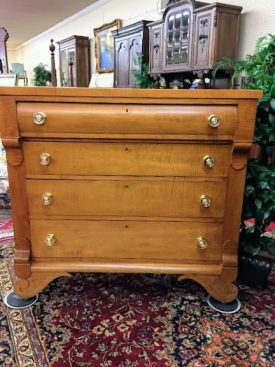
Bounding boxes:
126 108 128 112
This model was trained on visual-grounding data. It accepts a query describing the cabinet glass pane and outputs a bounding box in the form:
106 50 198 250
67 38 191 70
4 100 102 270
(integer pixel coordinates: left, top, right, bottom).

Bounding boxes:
174 30 180 44
60 50 68 87
174 48 180 64
60 49 75 87
182 11 189 27
168 16 174 30
180 47 188 63
168 31 173 45
182 12 190 42
167 49 173 64
175 14 181 29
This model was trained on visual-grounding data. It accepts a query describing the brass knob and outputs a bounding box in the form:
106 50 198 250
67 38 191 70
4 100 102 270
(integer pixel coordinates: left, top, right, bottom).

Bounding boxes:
39 153 51 166
33 112 46 125
42 192 53 206
200 195 211 208
208 115 220 128
203 155 215 168
197 237 208 250
44 234 56 246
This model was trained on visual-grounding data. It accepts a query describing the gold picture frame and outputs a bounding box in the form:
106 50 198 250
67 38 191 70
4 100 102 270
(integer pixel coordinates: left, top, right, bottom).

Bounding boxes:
94 19 122 73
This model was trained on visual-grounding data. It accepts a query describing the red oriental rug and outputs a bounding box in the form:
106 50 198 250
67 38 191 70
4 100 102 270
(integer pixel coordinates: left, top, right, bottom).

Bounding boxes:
0 210 274 367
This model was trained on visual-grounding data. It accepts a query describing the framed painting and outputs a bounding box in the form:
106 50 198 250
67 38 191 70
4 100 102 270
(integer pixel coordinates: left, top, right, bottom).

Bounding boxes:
94 19 122 73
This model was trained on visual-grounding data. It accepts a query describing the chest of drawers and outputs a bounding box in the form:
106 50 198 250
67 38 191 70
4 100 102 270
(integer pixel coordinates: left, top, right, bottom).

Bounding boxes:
0 87 261 302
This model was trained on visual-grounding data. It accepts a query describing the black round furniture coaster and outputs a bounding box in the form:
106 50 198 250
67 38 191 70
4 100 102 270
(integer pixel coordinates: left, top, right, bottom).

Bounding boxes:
3 290 38 309
206 295 241 314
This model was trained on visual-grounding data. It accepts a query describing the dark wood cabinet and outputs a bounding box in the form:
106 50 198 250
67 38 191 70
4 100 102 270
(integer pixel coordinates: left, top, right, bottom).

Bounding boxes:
112 21 151 88
57 35 90 87
148 0 242 75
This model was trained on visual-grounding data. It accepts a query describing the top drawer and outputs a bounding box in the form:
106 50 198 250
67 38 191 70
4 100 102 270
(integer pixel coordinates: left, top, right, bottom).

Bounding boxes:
17 103 237 137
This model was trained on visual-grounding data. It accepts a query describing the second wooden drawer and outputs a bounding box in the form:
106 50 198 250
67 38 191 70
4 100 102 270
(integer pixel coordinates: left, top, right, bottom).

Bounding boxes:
23 141 231 177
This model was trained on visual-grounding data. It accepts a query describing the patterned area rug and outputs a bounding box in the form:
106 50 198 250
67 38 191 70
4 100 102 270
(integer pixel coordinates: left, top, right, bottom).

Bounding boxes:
0 212 274 367
0 209 13 243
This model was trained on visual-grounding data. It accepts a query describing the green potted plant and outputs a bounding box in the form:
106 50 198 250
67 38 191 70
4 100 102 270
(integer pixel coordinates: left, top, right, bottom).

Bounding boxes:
32 63 51 86
133 53 155 88
213 34 275 288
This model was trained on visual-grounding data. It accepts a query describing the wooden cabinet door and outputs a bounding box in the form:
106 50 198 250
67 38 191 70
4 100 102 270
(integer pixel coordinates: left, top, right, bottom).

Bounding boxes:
114 38 129 88
193 5 242 71
149 24 163 74
193 9 215 70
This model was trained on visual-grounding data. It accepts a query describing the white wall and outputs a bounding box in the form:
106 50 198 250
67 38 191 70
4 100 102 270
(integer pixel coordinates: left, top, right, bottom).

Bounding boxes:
8 0 275 86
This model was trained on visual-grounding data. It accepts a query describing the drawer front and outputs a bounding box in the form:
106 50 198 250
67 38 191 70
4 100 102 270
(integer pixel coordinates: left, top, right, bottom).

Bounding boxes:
26 179 226 218
23 142 231 177
17 103 237 136
30 219 223 261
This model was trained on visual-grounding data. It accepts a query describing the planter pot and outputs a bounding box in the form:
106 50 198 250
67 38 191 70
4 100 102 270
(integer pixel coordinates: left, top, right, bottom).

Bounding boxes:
237 251 273 289
248 143 262 160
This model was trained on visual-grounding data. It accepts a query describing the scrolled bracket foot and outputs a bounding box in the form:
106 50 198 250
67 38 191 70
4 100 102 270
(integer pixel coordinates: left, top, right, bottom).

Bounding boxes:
178 271 238 303
14 271 72 299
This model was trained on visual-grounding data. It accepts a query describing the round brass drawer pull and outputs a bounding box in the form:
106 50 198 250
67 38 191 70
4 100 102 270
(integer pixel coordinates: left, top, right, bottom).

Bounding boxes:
33 112 46 125
44 233 56 246
197 237 208 250
208 115 220 128
42 192 53 206
39 153 51 166
200 195 211 208
203 155 215 168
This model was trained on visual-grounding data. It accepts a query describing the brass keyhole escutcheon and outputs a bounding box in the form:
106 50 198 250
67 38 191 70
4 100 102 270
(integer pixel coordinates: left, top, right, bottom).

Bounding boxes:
42 192 53 206
203 155 215 168
200 195 211 208
33 112 46 125
39 153 51 166
197 237 208 250
44 234 56 246
208 115 220 128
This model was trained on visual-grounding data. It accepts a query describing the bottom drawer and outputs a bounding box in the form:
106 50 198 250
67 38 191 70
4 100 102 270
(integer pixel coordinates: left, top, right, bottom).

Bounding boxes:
30 220 223 261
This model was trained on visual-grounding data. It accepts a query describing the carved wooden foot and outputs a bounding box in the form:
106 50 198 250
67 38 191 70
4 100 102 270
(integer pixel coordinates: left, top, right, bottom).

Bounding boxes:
178 269 238 303
14 271 72 299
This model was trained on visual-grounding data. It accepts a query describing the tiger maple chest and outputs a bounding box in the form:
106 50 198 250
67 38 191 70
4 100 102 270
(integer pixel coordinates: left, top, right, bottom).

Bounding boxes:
0 87 261 302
